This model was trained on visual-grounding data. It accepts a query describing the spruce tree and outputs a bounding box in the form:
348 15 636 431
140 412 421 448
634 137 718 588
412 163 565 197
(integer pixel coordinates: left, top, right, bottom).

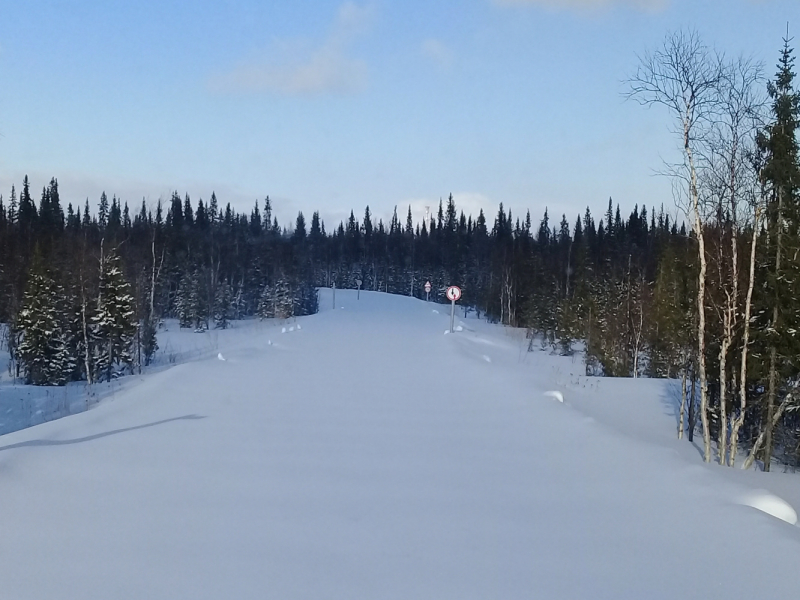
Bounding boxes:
15 254 74 385
257 280 275 319
214 280 234 328
756 36 800 470
93 249 137 382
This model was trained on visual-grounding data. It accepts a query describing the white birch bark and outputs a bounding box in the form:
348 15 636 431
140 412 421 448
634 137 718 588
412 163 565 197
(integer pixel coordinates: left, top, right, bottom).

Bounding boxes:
729 205 760 466
678 362 687 439
743 386 795 470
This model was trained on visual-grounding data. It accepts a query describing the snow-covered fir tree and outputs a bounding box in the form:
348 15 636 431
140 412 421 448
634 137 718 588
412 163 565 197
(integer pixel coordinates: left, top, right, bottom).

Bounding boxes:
188 269 208 330
92 249 136 382
257 280 275 319
14 255 75 385
274 277 293 319
175 270 208 330
140 316 158 366
293 279 318 316
214 280 233 329
175 273 194 328
257 277 295 320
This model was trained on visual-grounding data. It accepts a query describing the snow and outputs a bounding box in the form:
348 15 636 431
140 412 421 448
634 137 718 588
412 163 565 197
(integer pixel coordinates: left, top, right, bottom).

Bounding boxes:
739 490 798 525
544 390 564 403
0 289 799 599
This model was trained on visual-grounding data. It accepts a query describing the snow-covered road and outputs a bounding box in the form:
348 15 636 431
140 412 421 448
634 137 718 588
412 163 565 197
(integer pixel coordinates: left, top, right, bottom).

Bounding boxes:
0 290 798 599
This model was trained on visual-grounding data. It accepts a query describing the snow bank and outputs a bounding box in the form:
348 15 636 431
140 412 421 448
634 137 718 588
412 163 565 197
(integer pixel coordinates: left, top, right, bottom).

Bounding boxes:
0 289 797 599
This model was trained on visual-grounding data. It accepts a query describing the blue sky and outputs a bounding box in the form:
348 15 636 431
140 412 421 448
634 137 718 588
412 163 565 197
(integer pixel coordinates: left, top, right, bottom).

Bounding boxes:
0 0 794 230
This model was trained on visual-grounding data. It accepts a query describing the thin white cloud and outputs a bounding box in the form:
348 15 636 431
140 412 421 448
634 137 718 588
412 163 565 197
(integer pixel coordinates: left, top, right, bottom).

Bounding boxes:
493 0 667 12
210 2 374 95
420 39 454 68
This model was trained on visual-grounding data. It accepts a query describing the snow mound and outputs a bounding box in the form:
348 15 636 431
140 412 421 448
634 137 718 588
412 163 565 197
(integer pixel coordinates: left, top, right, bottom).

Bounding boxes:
739 491 798 525
281 327 286 333
482 355 492 363
217 353 226 361
544 390 564 403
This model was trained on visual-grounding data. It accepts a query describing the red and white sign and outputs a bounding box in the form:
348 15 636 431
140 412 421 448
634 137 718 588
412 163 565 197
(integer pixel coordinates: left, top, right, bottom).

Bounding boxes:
446 286 462 302
424 281 432 293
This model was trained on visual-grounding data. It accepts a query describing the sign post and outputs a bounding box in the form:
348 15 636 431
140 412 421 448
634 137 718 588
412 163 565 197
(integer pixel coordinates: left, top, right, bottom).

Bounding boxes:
446 285 461 333
356 279 362 300
424 281 431 302
332 277 336 310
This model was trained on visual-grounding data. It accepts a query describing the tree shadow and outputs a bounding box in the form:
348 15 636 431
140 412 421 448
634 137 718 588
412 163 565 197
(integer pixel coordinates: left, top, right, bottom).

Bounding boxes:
659 379 682 425
0 415 206 452
660 381 705 460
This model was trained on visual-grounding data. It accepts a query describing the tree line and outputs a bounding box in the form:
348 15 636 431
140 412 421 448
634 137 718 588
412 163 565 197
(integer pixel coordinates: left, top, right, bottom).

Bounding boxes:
0 31 798 470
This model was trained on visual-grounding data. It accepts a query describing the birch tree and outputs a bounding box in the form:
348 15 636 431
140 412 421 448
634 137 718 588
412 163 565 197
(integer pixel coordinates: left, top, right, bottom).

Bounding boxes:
627 29 723 462
704 56 765 464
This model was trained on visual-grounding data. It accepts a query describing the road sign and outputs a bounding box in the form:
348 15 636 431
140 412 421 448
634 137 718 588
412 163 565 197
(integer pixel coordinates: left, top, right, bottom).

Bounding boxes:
424 281 432 293
356 279 362 287
356 279 362 300
446 286 462 302
446 286 461 333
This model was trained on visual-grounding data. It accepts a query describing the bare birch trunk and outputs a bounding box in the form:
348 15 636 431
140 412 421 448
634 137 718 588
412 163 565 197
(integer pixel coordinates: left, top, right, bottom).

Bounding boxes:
687 131 711 463
150 234 164 321
718 126 741 466
764 347 778 472
632 296 643 379
743 389 795 470
81 275 93 386
678 363 687 439
764 187 784 472
688 363 696 443
625 30 720 459
718 312 730 465
729 206 760 466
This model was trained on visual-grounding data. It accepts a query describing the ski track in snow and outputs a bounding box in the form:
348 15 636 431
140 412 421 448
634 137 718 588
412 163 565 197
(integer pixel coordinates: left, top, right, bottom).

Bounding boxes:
0 289 798 599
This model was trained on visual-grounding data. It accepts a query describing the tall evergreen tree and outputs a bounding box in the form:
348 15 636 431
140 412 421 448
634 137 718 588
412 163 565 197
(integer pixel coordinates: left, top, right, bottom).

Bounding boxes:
93 249 137 381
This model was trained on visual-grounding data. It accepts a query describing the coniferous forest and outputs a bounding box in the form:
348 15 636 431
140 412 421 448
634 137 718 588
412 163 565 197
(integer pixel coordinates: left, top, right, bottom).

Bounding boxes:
0 32 799 470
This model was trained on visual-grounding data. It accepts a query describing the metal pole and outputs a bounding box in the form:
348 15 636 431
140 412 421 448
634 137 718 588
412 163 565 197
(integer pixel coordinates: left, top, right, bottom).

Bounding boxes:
450 299 455 333
333 281 336 310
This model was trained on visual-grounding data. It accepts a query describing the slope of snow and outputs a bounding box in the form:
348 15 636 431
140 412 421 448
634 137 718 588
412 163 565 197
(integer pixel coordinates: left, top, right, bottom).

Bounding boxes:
0 289 798 599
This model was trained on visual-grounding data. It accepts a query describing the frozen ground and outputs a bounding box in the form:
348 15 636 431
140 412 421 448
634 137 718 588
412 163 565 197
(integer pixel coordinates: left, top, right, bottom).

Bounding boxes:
0 289 798 599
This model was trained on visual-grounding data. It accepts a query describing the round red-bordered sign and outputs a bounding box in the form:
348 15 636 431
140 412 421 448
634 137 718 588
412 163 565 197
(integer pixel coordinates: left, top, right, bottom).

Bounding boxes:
446 286 461 302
